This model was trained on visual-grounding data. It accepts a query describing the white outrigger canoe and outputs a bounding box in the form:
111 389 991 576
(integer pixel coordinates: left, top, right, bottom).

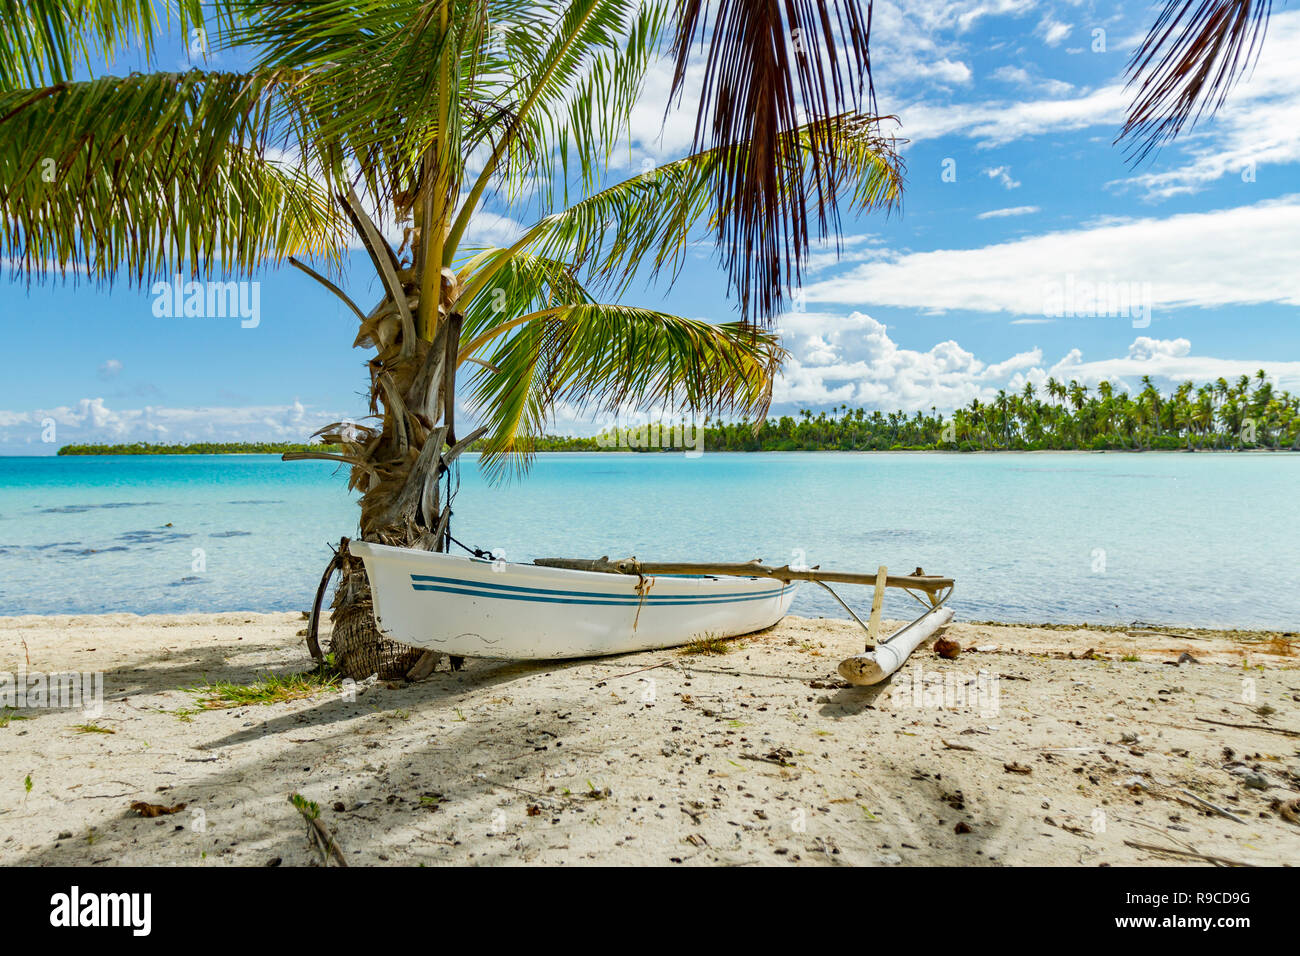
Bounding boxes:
349 541 799 660
340 541 955 682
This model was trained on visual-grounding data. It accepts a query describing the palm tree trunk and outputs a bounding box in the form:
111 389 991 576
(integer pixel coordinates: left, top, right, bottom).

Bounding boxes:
309 253 472 679
329 315 460 678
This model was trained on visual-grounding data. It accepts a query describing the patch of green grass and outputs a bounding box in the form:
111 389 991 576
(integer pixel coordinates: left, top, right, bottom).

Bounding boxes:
1120 653 1141 663
70 722 115 735
0 707 31 728
190 667 340 709
681 634 732 656
289 792 320 820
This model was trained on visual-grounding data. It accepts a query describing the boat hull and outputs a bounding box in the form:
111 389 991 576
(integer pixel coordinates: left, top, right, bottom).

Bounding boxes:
349 541 799 660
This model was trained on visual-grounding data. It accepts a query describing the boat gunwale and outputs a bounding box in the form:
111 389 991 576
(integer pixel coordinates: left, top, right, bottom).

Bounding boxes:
349 540 790 593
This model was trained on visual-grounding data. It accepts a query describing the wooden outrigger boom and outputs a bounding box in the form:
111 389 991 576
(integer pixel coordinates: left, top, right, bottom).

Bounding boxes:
535 556 956 686
535 557 952 593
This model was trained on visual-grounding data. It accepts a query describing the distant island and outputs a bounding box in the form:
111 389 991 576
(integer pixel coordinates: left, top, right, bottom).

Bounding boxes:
56 373 1299 455
57 441 342 456
518 371 1298 453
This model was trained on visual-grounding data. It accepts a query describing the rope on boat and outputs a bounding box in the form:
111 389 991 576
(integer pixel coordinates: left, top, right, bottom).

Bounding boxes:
445 521 496 560
632 573 655 632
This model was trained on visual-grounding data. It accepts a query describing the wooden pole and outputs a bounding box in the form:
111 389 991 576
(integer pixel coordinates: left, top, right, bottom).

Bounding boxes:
533 557 953 594
866 565 887 644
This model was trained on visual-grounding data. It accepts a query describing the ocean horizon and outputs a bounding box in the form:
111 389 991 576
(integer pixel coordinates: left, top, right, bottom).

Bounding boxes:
1 451 1296 629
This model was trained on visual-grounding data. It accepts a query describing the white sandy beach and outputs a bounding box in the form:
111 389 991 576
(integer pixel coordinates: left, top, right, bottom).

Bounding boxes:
1 612 1297 866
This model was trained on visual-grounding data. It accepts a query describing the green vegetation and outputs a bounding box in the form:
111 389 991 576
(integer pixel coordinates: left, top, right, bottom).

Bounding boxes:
289 793 320 820
70 722 115 735
189 668 340 709
709 372 1298 452
578 371 1300 453
680 634 733 656
58 442 341 456
58 373 1298 456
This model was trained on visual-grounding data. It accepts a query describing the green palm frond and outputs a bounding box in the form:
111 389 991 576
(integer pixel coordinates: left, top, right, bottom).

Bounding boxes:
445 0 668 258
457 249 595 340
497 0 667 200
459 112 901 312
0 69 345 284
228 0 475 209
0 0 208 89
464 303 783 478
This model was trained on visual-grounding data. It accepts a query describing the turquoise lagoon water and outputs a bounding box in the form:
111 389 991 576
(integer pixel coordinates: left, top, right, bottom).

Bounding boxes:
0 452 1296 628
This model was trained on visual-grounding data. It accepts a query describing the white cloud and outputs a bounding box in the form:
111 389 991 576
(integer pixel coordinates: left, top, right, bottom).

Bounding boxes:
991 65 1032 85
983 165 1021 189
803 195 1300 315
97 359 123 380
988 64 1073 97
769 310 1048 411
1046 341 1300 393
977 204 1040 219
0 398 350 449
913 57 974 86
893 10 1300 196
875 0 1039 37
900 83 1127 147
1128 337 1191 361
457 204 528 249
626 57 706 162
802 234 892 274
765 312 1300 414
826 1 1036 103
1036 17 1072 47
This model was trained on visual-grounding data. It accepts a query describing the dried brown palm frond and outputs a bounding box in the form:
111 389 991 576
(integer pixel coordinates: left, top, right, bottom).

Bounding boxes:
1120 0 1274 161
668 0 880 323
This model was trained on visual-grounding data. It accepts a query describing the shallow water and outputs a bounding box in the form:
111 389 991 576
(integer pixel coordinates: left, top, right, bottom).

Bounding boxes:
1 452 1296 628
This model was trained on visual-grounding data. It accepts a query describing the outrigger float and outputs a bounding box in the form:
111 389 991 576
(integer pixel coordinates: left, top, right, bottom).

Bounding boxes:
342 541 955 685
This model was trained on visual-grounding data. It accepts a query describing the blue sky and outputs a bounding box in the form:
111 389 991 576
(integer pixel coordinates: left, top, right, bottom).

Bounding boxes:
2 0 1299 453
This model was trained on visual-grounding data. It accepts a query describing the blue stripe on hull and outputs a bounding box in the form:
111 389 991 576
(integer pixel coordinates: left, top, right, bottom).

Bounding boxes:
410 580 792 607
409 571 791 605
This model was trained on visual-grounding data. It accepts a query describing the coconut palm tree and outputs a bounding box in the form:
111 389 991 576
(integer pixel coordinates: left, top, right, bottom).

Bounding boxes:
0 1 902 678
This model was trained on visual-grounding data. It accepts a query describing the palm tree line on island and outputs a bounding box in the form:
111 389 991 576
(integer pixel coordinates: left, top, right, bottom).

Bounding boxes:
566 371 1297 452
53 368 1300 455
702 371 1300 452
